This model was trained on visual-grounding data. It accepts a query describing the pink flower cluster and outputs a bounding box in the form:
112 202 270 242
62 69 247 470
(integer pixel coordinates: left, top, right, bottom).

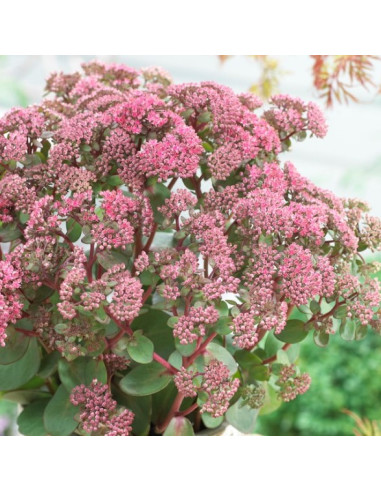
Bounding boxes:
280 244 331 305
232 312 259 349
173 306 219 344
169 81 280 180
159 189 197 221
188 212 240 299
173 360 240 418
56 256 143 325
201 360 240 418
111 93 203 182
276 365 311 402
350 279 380 325
173 367 198 397
0 261 23 346
264 94 328 139
108 267 143 322
70 379 134 436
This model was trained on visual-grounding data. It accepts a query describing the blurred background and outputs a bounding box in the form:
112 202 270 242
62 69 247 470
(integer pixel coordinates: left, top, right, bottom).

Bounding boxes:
1 55 381 435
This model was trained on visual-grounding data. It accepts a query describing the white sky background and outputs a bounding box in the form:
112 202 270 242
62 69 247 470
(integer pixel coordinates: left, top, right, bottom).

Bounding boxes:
1 55 381 216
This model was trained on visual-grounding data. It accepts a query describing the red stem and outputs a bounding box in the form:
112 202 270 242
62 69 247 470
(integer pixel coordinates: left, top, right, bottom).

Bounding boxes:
153 353 177 375
134 228 143 258
143 223 158 252
177 402 198 417
262 343 291 365
185 332 217 368
167 177 178 191
104 307 177 374
86 243 95 282
156 392 184 434
142 286 153 304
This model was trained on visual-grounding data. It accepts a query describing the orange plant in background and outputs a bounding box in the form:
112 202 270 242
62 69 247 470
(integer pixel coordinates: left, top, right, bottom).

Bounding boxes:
219 55 380 107
311 55 379 107
342 409 381 436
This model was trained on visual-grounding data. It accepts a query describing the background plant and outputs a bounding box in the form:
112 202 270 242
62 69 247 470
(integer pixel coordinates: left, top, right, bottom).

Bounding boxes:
219 55 380 107
0 61 380 436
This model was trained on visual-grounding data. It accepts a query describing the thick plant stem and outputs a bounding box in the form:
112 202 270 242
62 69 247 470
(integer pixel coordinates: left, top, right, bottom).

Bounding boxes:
156 392 184 434
177 402 198 417
184 332 217 368
143 223 158 252
153 353 178 375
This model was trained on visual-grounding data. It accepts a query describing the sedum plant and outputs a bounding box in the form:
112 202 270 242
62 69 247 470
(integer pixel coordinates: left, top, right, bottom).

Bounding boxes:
0 61 380 436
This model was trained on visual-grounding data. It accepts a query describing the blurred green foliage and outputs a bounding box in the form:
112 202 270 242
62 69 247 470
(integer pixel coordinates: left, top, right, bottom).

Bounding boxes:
257 330 381 435
257 257 381 436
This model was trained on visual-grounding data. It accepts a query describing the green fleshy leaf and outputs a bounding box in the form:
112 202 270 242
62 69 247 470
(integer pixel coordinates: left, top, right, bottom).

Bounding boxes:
58 357 107 392
66 218 82 243
0 338 41 391
0 223 22 242
275 320 308 344
264 332 283 357
33 286 55 304
167 316 179 328
131 309 174 359
285 343 300 363
215 300 229 316
81 234 93 245
43 385 78 436
17 399 49 436
139 270 160 286
126 331 154 364
97 249 131 270
106 175 123 187
276 349 290 365
226 397 259 433
19 212 29 224
163 416 195 436
247 365 270 382
235 350 263 368
168 351 183 370
0 326 30 365
259 383 282 416
202 141 214 152
54 323 68 335
3 390 50 405
215 316 232 335
119 361 172 396
201 412 224 429
313 331 330 347
333 305 347 319
198 111 212 123
355 323 368 341
310 300 321 314
37 351 61 379
339 319 356 341
149 182 171 222
182 178 196 191
175 339 196 357
80 144 91 152
357 241 368 252
206 342 237 376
